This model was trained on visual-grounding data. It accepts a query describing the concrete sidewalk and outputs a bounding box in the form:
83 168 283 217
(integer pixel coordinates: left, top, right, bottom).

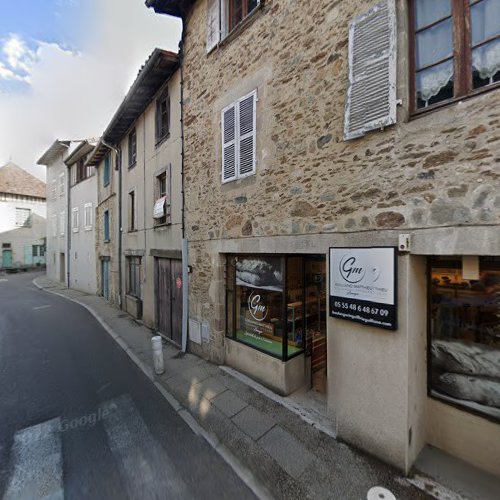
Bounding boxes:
33 275 440 500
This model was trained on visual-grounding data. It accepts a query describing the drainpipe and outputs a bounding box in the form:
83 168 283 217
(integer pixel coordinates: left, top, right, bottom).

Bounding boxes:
102 139 123 308
179 28 189 353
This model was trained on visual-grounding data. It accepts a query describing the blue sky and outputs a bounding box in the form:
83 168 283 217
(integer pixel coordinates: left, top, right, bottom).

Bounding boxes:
0 0 90 92
0 0 182 178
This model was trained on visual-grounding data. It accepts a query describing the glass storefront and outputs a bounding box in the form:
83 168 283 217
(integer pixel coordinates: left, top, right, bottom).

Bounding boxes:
429 257 500 421
226 255 327 367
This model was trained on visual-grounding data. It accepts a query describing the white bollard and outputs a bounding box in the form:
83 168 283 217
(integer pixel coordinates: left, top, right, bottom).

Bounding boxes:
151 336 165 375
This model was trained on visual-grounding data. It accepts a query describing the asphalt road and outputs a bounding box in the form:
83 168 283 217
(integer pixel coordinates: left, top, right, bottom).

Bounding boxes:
0 272 257 500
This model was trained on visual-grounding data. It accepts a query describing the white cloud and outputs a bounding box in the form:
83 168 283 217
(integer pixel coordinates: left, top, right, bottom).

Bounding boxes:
3 34 37 76
0 0 182 180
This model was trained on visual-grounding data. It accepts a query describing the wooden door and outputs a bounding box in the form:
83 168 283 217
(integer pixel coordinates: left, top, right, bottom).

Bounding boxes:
2 250 12 268
170 259 183 345
60 253 65 283
101 260 109 300
155 258 183 345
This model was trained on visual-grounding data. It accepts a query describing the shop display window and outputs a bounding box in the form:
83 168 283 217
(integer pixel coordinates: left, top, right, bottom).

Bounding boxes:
226 255 326 362
429 257 500 421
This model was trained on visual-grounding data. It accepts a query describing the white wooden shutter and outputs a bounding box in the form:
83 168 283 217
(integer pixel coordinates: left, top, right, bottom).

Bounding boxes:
222 104 237 183
237 91 256 178
206 0 220 53
344 0 397 141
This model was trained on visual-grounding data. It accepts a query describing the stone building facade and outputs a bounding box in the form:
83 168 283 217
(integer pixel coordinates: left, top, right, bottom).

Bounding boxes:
154 0 500 476
88 49 183 340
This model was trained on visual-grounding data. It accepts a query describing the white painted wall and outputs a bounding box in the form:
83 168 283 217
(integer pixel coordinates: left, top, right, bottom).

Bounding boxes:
68 173 97 294
45 154 68 283
0 196 47 268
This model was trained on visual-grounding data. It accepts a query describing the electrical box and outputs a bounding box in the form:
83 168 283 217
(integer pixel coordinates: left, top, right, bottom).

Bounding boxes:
398 234 411 252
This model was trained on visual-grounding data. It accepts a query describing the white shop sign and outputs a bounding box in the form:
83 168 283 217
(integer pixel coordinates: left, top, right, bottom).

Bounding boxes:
329 247 397 330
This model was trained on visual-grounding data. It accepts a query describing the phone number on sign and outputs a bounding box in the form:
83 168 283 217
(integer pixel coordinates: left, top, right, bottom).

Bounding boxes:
333 301 389 317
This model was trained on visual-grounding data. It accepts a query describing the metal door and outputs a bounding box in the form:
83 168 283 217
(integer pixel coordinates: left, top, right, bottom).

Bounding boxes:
155 258 183 345
102 260 110 300
2 250 12 268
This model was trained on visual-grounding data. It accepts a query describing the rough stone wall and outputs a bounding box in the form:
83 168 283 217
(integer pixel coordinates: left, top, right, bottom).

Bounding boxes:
182 0 500 360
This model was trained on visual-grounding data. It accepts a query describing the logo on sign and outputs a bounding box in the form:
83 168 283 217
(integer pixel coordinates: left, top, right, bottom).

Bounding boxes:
248 291 267 322
339 255 366 283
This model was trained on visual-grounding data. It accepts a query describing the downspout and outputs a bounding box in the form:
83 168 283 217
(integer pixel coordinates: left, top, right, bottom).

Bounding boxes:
102 139 123 308
180 26 189 353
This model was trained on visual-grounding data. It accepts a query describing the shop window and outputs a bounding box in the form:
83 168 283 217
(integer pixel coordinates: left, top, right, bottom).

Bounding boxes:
410 0 500 112
429 257 500 421
226 255 326 361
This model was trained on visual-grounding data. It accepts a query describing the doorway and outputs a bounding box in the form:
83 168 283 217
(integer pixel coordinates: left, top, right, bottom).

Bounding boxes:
59 253 65 284
155 258 182 345
101 259 110 300
2 249 12 268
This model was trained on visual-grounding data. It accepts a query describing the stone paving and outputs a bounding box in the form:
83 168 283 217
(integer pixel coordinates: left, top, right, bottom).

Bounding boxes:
32 275 435 500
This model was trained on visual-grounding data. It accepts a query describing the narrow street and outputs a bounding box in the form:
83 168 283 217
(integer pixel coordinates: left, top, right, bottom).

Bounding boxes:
0 272 256 500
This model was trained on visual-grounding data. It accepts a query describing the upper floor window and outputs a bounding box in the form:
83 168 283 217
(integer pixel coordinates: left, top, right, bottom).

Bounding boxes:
71 155 94 185
155 89 170 144
103 209 110 242
72 207 79 233
228 0 259 32
221 90 257 183
411 0 500 112
103 155 111 187
153 169 170 225
51 180 57 199
15 208 31 227
206 0 261 52
129 190 136 231
128 129 137 168
84 203 93 231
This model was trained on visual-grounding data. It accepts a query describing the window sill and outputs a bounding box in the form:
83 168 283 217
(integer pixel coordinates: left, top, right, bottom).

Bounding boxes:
153 222 171 229
84 227 92 231
128 162 137 170
155 133 170 148
210 3 264 55
410 80 500 120
128 229 138 233
104 239 110 243
103 182 110 188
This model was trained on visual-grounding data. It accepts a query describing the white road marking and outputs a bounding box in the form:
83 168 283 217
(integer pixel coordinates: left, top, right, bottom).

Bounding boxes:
33 305 52 311
4 417 63 500
0 278 8 282
100 394 192 500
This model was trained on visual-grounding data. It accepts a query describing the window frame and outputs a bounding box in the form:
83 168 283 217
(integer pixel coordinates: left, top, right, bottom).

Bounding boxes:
409 0 500 115
84 203 93 231
226 0 260 36
155 87 170 145
128 129 137 168
154 170 169 226
221 89 257 184
103 209 110 242
127 256 142 298
72 207 79 233
128 189 136 231
15 207 31 227
103 155 111 187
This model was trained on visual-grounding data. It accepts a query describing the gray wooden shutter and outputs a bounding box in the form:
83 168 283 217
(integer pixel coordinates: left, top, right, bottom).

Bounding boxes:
206 0 220 53
222 104 237 183
344 0 397 141
237 91 256 177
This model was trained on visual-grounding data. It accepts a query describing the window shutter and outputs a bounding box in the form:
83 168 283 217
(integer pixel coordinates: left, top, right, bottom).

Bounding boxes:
238 91 256 177
344 0 397 141
206 0 220 53
221 104 237 183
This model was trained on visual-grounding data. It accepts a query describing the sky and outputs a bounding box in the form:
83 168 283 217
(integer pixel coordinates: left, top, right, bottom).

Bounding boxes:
0 0 182 180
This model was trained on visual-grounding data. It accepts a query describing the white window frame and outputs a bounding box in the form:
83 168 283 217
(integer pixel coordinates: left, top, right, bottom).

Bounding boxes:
59 211 65 236
59 172 65 197
72 207 79 233
52 180 57 199
15 207 31 227
221 89 257 184
84 203 93 231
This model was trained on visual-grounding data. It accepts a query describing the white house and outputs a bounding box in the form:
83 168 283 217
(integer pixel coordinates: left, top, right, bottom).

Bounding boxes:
65 141 98 294
37 141 70 283
0 162 46 270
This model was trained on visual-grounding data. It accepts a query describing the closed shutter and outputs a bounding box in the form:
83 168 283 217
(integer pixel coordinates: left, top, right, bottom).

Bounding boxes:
206 0 220 53
221 104 237 183
344 0 397 141
238 91 256 177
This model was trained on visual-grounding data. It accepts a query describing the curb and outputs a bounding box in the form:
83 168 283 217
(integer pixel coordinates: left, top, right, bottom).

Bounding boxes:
33 277 274 500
